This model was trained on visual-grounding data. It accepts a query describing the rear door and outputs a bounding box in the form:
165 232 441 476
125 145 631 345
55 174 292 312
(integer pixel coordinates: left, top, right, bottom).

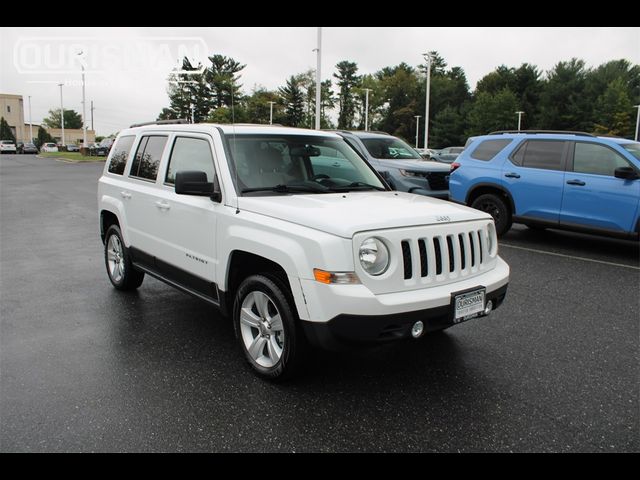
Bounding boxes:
125 134 169 257
560 141 640 233
502 139 569 222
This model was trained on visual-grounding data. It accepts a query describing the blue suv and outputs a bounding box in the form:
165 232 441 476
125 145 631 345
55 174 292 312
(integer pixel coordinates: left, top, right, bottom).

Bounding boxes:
449 131 640 239
333 130 451 199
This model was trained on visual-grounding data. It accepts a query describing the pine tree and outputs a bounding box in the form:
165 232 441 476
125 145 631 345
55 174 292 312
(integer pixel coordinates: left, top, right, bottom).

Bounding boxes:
0 117 16 143
334 61 360 129
278 76 305 127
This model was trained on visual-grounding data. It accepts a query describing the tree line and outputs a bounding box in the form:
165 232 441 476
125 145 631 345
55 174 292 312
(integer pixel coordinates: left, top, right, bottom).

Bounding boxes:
160 52 638 148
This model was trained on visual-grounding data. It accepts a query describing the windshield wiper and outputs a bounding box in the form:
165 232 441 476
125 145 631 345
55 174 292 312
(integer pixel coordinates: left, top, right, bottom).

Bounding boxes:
241 183 330 194
329 182 386 192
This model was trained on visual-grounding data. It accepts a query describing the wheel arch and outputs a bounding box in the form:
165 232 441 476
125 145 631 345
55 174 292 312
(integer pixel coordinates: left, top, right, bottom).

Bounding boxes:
466 183 516 216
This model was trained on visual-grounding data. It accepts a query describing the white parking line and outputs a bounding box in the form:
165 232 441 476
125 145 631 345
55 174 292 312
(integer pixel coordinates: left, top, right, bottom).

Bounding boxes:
499 243 640 270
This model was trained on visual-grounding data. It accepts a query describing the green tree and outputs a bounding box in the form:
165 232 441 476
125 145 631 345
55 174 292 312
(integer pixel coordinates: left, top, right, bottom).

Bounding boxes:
241 86 280 124
35 125 54 148
334 60 360 129
160 57 211 122
42 109 83 129
374 62 419 141
278 76 305 127
592 77 634 137
431 106 466 148
466 88 519 136
207 54 246 109
537 58 590 131
0 117 16 143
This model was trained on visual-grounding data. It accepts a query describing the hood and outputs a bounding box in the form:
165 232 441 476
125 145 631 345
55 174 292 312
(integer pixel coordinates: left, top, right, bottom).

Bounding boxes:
238 191 490 238
377 158 451 172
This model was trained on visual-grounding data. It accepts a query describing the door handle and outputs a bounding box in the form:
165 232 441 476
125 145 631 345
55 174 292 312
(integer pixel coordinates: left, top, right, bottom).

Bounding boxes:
566 179 586 186
504 172 520 178
332 162 341 168
155 200 171 210
120 191 131 199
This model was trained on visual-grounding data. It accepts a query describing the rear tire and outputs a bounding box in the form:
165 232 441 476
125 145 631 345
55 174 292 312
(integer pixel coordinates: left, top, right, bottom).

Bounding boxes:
471 193 512 236
233 274 308 381
104 225 144 290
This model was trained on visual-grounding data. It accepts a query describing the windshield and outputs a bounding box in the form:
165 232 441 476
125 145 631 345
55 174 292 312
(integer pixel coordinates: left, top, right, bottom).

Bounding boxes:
360 137 422 160
622 142 640 160
225 134 386 195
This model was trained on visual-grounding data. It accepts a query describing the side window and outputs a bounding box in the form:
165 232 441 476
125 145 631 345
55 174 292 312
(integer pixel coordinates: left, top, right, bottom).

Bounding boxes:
573 142 630 176
470 139 511 161
519 140 566 171
129 135 168 181
107 135 135 175
165 137 215 185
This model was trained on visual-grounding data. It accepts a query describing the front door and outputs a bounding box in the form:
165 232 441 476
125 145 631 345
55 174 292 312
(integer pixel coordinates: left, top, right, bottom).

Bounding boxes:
560 141 640 233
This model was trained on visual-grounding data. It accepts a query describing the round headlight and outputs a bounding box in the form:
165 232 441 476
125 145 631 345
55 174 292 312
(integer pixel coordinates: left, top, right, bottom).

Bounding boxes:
359 237 390 276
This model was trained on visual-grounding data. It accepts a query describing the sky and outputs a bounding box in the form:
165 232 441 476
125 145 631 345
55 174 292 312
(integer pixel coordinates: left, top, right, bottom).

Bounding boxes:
1 27 638 137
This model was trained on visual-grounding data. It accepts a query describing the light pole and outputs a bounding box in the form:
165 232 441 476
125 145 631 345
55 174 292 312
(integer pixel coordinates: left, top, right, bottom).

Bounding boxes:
516 111 525 131
58 83 65 147
76 50 87 148
268 101 276 125
422 52 432 149
362 88 372 131
314 27 322 130
415 115 421 148
635 105 640 141
190 104 195 124
28 95 33 142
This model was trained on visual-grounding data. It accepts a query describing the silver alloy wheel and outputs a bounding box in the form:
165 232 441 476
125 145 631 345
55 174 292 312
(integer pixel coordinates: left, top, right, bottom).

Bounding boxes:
107 234 125 283
239 290 285 368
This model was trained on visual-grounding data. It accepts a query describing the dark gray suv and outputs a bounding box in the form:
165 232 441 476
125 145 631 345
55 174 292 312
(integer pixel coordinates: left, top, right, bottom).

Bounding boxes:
333 130 451 199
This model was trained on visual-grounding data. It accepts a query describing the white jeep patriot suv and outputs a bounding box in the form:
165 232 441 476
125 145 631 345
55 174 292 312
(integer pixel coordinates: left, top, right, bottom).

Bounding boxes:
98 121 509 380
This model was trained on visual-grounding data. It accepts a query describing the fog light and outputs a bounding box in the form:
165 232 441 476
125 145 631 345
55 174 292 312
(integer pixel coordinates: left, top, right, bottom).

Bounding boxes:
411 321 424 338
484 300 493 316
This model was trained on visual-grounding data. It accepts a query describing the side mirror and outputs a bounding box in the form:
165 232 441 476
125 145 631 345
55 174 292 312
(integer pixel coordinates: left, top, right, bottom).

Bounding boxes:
614 166 639 180
175 170 222 202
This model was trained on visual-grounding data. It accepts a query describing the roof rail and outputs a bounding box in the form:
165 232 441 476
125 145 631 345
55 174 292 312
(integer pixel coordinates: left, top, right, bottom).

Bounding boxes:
488 129 594 137
129 119 190 128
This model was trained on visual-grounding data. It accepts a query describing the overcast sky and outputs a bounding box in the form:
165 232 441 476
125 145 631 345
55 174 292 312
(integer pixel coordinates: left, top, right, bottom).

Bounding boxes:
1 27 638 136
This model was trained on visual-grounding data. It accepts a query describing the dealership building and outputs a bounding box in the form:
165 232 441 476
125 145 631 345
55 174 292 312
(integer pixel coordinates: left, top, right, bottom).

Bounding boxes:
0 93 95 145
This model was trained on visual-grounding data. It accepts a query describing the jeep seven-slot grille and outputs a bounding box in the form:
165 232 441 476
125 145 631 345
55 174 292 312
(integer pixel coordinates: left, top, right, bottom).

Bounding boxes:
401 228 487 280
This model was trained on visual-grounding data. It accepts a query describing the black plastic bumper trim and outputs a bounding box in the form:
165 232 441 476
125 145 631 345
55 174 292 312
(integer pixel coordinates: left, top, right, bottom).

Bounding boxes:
301 283 508 350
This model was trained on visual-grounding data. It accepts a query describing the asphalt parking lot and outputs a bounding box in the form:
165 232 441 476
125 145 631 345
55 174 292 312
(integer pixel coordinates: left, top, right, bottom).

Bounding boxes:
1 153 638 452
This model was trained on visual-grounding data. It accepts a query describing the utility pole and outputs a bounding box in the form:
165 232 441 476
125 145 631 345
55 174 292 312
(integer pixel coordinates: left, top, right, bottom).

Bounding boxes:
415 115 421 148
314 27 322 130
90 101 94 132
58 83 65 146
28 95 33 142
516 111 525 131
81 65 87 147
190 104 195 124
422 52 432 149
362 88 372 131
268 101 276 125
635 105 640 141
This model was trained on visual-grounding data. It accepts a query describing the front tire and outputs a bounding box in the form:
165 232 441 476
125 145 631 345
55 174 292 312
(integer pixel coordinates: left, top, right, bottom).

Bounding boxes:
471 193 512 236
104 225 144 290
233 275 307 381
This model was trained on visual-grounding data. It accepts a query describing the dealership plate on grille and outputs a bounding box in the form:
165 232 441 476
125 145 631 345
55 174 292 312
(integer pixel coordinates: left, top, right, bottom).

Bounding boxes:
454 288 485 323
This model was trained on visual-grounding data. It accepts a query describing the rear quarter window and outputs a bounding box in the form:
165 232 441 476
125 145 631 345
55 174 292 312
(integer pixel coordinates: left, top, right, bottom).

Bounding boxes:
470 139 511 161
107 135 136 175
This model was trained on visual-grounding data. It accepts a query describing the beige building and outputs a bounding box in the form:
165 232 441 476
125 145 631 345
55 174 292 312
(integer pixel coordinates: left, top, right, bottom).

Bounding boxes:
1 93 95 144
0 94 26 142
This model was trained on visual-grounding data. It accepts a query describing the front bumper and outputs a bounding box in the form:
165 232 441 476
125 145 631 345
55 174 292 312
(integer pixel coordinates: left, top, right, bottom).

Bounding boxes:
302 283 507 350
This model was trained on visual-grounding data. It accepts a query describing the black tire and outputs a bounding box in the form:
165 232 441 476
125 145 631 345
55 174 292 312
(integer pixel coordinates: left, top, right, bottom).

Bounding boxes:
104 224 144 290
471 193 512 236
233 274 308 381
